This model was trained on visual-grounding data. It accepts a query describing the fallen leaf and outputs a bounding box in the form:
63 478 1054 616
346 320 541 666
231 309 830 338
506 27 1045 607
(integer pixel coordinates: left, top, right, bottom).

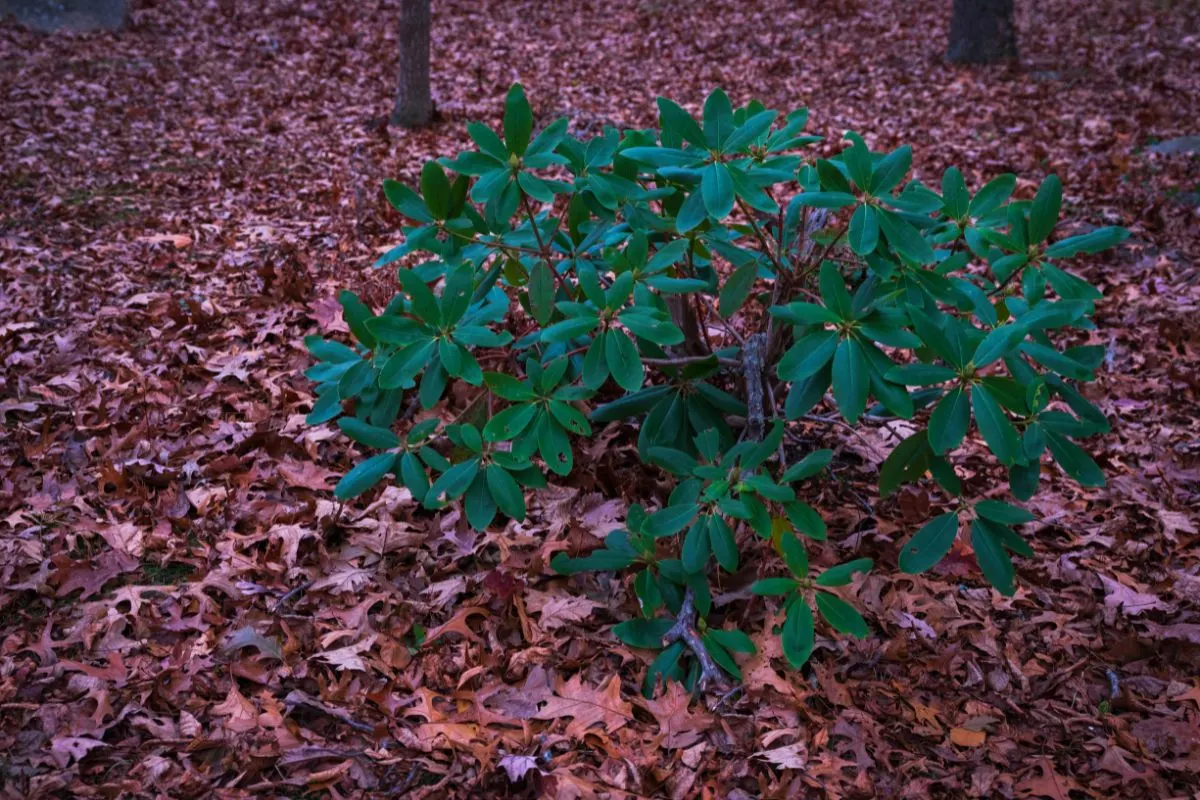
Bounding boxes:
533 674 634 738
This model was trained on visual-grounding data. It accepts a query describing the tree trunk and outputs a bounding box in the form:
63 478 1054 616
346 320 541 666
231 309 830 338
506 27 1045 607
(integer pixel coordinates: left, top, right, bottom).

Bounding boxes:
1 0 128 32
947 0 1017 64
392 0 432 128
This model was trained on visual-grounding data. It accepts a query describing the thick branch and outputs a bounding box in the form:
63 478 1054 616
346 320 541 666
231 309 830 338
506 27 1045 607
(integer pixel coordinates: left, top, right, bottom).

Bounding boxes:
663 588 727 693
742 333 767 443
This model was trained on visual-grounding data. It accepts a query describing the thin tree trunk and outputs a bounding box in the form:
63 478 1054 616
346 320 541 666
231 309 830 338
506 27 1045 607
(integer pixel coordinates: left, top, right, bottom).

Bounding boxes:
947 0 1017 64
392 0 432 127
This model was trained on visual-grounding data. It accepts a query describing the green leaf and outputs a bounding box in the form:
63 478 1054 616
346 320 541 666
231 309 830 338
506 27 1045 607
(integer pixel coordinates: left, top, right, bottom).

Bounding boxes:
464 473 497 529
848 204 879 255
633 568 663 616
591 384 672 423
645 503 700 538
818 261 854 320
643 641 686 698
467 122 509 163
454 324 510 348
815 557 873 587
781 598 815 668
724 110 778 153
708 515 738 572
815 592 869 638
769 301 840 326
541 315 600 343
703 88 734 148
906 306 963 367
486 465 526 521
785 501 827 540
879 431 932 496
378 339 435 389
582 333 610 389
676 188 707 233
785 364 831 419
517 171 555 202
484 372 535 401
424 458 480 507
483 403 538 442
334 453 396 500
832 337 869 423
605 332 644 392
778 329 839 383
620 309 684 346
397 269 442 326
548 400 591 437
1044 226 1129 258
898 513 959 574
969 173 1016 218
743 474 793 502
751 577 798 596
622 146 705 169
306 335 359 364
886 363 957 386
780 533 809 579
841 132 872 189
1029 174 1061 244
942 167 970 219
656 97 707 148
399 451 429 503
793 191 856 209
708 628 756 655
719 262 758 318
972 385 1022 466
702 633 741 679
975 500 1035 525
420 160 451 220
382 179 432 223
870 145 911 195
338 418 401 450
526 117 568 157
438 338 464 377
503 83 533 155
338 291 377 350
537 414 573 475
551 543 637 575
971 518 1015 596
877 210 935 264
613 618 674 649
681 516 710 573
408 417 440 443
1021 342 1094 381
701 162 735 220
647 446 697 476
780 449 833 483
973 323 1027 368
1045 431 1105 487
928 387 970 455
528 262 556 326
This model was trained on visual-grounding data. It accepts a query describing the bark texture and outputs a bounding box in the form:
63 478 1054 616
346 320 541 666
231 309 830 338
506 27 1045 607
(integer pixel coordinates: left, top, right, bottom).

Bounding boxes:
392 0 432 127
947 0 1017 64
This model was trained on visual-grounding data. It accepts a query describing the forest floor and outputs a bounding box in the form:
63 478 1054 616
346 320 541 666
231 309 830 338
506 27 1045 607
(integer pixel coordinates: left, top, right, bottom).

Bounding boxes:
2 0 1199 797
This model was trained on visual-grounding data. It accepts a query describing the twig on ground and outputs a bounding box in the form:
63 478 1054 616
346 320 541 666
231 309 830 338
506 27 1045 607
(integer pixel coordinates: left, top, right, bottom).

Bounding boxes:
274 581 314 612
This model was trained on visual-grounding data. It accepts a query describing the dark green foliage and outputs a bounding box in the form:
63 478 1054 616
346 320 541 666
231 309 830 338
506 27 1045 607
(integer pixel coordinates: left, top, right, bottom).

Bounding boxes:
304 84 1124 694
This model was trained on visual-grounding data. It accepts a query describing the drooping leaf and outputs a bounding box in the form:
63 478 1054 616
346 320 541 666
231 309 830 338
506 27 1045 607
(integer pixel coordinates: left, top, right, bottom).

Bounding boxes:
815 592 869 638
334 453 396 500
898 513 959 574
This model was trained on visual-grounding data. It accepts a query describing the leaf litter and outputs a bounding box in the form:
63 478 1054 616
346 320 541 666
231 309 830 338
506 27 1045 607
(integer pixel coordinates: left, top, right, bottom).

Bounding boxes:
1 0 1199 796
